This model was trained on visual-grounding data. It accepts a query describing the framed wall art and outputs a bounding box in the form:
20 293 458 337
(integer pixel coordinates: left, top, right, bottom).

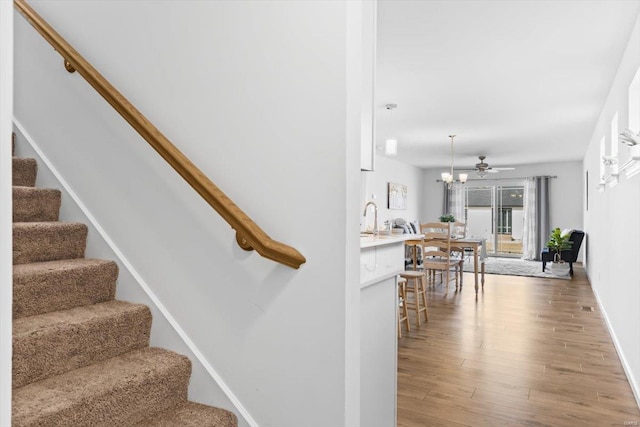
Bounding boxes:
388 182 407 210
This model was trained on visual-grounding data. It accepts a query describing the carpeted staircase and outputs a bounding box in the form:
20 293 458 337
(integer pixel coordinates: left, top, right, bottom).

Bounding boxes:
11 145 238 426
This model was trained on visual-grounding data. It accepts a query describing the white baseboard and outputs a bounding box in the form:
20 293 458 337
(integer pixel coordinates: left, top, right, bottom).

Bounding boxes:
590 282 640 409
14 118 258 427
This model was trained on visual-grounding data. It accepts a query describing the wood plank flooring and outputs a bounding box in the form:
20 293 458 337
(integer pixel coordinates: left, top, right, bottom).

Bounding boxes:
397 265 640 427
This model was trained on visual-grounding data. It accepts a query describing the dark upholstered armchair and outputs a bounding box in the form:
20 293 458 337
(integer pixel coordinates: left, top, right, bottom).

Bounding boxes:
541 230 585 275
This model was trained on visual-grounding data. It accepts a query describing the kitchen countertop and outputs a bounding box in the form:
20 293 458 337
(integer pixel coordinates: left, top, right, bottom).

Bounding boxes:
360 233 423 249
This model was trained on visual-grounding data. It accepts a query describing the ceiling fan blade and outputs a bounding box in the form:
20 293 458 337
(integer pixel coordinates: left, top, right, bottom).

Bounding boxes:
492 167 515 171
487 169 500 173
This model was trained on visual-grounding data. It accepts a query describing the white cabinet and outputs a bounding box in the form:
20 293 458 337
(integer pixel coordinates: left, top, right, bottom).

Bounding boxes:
360 236 409 427
360 241 403 287
360 0 377 171
360 274 397 427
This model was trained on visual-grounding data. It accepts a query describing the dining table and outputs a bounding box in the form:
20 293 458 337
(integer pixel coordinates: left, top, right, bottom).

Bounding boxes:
404 236 486 294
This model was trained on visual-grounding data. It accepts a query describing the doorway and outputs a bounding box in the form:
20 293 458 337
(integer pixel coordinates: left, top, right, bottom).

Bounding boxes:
464 184 524 257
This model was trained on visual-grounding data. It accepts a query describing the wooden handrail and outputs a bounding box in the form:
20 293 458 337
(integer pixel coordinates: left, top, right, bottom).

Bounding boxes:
15 0 306 269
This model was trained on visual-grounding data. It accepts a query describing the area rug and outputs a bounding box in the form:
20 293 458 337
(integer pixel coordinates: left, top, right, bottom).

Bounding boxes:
463 257 571 280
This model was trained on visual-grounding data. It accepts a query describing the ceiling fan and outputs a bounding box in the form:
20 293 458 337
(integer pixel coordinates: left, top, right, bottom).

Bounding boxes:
458 156 515 177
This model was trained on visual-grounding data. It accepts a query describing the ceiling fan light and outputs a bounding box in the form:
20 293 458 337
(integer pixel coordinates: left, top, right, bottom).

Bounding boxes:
477 170 487 178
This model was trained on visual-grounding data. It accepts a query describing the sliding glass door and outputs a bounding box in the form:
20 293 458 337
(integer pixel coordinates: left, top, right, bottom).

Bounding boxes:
464 184 524 257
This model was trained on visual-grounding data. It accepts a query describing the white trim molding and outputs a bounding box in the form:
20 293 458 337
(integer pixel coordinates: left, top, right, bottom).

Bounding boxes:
0 2 13 424
591 285 640 409
620 158 640 179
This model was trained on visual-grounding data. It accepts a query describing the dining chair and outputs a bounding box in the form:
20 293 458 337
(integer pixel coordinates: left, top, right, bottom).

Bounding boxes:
420 222 459 289
452 221 466 239
452 221 474 264
420 222 446 280
420 221 446 281
448 243 465 288
453 222 474 288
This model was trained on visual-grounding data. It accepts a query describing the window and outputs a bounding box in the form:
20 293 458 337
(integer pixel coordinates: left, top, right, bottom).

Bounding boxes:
630 67 639 133
627 67 640 176
497 208 512 234
599 136 606 183
611 112 619 176
464 185 524 256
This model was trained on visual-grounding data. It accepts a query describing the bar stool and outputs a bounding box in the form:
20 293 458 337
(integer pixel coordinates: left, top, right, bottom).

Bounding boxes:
399 270 428 326
397 277 410 337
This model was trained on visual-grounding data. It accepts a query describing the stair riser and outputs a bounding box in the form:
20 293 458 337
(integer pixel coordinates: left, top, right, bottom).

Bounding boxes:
13 261 118 319
13 188 61 222
135 402 238 427
12 158 37 187
13 352 191 427
13 305 152 388
13 223 87 265
9 157 237 425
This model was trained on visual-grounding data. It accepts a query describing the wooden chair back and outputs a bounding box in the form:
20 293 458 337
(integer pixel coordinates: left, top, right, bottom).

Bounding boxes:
420 222 463 288
452 222 466 239
421 222 451 244
421 222 451 262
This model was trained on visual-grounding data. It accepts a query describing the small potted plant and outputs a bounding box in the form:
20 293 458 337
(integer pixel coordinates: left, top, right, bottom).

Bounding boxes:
439 214 455 223
546 228 573 276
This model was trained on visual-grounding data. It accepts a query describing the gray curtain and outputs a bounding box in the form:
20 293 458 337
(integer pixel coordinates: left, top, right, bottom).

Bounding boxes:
442 186 450 217
442 184 464 222
522 176 550 260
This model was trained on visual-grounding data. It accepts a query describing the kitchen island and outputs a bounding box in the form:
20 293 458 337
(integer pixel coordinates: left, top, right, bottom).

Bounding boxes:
360 233 421 427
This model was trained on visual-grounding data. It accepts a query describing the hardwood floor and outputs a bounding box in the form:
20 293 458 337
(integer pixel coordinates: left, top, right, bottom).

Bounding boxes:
397 265 640 427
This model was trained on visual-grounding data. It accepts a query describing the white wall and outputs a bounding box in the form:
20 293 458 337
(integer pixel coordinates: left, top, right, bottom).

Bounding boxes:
583 14 640 405
0 2 13 424
361 154 424 228
14 2 361 426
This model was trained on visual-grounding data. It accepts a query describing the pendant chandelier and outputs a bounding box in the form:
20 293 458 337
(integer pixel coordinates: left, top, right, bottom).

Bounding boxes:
441 135 468 189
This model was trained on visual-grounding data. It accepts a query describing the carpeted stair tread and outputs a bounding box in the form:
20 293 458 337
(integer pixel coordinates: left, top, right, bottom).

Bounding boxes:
12 157 37 187
13 222 87 265
12 347 191 427
135 401 238 427
13 300 151 388
10 154 238 424
13 258 117 319
13 186 61 222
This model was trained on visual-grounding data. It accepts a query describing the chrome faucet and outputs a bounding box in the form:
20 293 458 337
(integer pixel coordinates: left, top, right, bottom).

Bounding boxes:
363 201 378 236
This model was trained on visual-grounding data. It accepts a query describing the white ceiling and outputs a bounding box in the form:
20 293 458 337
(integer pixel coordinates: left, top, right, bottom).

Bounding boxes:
376 0 640 170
